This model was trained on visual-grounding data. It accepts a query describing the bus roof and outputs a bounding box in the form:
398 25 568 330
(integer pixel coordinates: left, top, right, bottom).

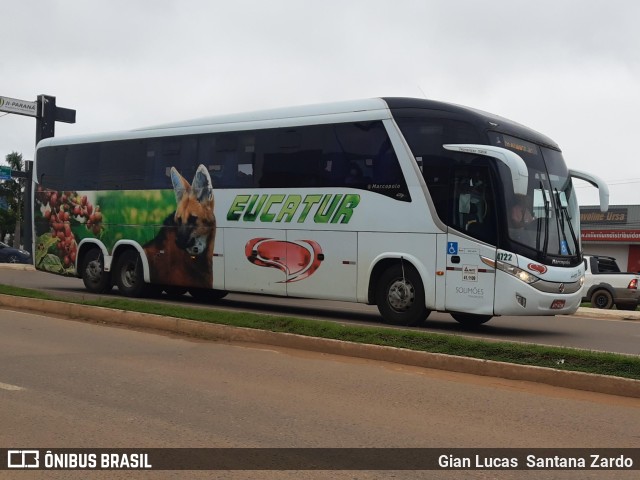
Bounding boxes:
383 97 559 150
36 97 559 150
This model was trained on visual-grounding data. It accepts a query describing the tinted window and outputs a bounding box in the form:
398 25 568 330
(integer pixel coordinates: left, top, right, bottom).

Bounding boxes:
252 121 409 200
36 121 409 201
36 146 66 191
99 140 147 190
65 144 99 190
257 126 325 188
198 133 255 188
394 117 482 221
147 136 198 189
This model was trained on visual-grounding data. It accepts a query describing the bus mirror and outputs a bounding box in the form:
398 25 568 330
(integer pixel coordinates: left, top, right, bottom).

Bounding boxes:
569 169 609 212
443 144 528 196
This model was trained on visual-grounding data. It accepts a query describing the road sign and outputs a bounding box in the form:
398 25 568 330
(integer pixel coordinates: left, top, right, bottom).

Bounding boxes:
0 166 12 181
0 96 37 117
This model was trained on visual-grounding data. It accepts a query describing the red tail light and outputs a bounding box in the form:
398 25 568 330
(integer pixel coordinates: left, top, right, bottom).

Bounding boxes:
628 279 638 290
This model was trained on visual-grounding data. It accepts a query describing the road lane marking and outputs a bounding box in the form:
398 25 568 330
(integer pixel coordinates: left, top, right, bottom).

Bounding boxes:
0 381 24 391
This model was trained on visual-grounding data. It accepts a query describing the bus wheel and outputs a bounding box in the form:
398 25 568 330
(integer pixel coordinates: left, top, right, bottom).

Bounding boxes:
114 250 146 297
81 248 112 294
376 263 429 326
189 288 228 302
451 313 492 327
590 289 613 309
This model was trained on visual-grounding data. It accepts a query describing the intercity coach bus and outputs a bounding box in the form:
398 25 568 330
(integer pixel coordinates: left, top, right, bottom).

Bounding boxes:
32 98 609 326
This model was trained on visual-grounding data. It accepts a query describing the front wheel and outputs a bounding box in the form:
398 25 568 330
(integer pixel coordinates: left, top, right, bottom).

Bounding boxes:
114 250 147 297
451 313 492 327
376 263 430 326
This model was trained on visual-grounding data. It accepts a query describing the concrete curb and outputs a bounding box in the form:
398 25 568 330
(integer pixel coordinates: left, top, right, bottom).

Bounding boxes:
0 263 35 271
573 306 640 321
1 294 639 399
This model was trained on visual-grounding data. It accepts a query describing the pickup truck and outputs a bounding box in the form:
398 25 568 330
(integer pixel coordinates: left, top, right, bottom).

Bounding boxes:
583 255 640 310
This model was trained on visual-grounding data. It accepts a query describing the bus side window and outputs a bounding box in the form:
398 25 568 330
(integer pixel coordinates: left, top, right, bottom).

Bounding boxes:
99 140 147 190
197 133 255 188
36 146 66 192
64 143 99 191
201 134 234 187
146 137 198 189
237 134 255 187
332 121 409 200
256 126 325 188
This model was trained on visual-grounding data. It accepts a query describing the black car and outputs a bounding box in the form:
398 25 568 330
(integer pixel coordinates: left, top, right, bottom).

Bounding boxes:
0 241 31 264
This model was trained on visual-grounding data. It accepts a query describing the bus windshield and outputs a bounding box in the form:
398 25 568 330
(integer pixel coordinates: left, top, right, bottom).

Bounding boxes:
491 133 580 264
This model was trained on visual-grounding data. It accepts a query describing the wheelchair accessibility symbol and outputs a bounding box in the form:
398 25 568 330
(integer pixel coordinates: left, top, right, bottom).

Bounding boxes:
447 242 458 255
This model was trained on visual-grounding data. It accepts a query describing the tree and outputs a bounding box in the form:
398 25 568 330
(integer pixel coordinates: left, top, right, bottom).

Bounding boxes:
0 152 24 246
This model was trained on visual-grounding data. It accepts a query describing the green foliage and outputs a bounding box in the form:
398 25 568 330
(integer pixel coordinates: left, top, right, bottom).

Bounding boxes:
0 152 24 239
95 190 175 248
34 232 74 275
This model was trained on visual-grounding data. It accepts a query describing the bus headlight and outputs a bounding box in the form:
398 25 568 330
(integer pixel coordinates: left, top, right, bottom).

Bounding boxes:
496 261 539 284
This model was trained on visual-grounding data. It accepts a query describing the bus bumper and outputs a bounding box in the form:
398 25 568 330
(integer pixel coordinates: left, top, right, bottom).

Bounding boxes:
493 271 583 316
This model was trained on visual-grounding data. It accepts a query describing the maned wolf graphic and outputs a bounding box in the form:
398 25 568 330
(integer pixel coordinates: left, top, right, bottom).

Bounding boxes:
143 164 216 288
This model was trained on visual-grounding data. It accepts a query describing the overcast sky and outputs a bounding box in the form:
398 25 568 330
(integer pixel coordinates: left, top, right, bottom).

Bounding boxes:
2 0 639 206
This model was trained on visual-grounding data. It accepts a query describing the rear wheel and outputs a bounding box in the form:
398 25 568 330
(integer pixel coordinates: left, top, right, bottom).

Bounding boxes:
81 248 112 294
451 313 492 327
590 289 613 309
376 263 430 326
114 250 147 297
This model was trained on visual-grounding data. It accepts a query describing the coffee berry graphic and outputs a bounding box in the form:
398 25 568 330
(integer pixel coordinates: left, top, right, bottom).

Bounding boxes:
36 188 103 268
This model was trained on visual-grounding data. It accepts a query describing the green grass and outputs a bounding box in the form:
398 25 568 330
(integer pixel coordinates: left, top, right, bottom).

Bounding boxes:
1 284 639 380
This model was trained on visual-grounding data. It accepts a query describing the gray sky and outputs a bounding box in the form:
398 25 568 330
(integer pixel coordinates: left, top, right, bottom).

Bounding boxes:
2 0 639 206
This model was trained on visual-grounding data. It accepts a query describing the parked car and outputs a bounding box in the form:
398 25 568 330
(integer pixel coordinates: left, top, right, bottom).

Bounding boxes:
583 255 640 310
0 241 31 264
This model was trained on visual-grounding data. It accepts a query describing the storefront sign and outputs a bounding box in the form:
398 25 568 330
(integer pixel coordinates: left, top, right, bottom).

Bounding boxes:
581 229 640 243
580 208 628 225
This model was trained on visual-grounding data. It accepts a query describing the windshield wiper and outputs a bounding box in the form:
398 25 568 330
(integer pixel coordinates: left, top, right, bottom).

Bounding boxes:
554 188 578 257
539 182 550 261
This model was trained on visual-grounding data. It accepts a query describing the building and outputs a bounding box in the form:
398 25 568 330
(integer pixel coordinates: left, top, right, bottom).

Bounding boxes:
580 205 640 272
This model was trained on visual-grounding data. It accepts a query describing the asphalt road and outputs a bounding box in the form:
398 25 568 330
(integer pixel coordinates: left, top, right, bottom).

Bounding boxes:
1 308 638 480
1 268 639 355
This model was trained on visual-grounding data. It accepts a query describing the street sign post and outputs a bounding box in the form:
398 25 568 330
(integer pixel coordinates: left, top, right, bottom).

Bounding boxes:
1 93 75 256
0 96 38 117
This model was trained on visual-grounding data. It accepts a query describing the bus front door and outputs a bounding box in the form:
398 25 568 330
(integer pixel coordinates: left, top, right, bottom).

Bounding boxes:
444 233 496 315
443 166 498 315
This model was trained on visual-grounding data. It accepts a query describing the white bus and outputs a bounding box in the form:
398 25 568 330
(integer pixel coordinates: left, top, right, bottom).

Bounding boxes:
32 97 608 326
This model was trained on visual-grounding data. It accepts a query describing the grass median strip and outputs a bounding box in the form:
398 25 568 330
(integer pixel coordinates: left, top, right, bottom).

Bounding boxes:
1 284 639 380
